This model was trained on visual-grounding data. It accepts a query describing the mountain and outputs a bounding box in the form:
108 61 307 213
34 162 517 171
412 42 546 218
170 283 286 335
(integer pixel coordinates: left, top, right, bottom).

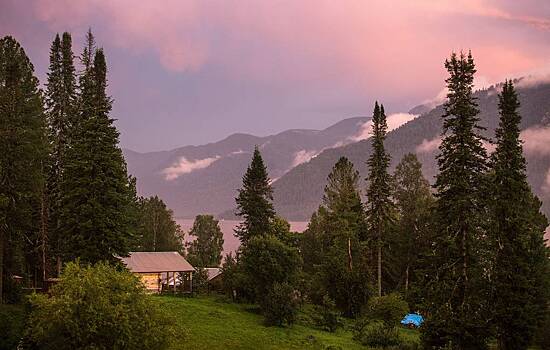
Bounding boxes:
124 117 371 218
272 80 550 221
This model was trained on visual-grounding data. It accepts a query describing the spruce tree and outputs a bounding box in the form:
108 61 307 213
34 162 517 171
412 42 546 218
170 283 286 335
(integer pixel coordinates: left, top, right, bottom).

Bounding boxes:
490 81 550 350
421 52 490 349
234 146 275 245
58 36 135 263
314 157 369 316
186 215 224 267
45 32 77 275
0 36 46 302
365 102 394 297
391 153 434 303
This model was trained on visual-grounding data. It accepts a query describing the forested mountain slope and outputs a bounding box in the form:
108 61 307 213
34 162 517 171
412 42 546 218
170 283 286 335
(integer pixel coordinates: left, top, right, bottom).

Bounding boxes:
124 117 370 218
272 81 550 220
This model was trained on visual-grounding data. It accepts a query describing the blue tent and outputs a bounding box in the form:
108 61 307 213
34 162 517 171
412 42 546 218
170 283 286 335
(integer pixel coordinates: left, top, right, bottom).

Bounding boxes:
401 313 423 327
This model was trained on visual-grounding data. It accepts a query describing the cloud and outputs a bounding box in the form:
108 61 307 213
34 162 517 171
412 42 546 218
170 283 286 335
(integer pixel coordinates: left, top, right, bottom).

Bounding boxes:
291 150 319 167
351 113 418 141
521 126 550 156
162 156 220 180
416 136 443 153
28 0 550 91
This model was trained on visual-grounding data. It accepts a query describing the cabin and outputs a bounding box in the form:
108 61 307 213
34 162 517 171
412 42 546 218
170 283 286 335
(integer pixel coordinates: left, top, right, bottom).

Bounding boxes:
205 267 223 292
120 251 195 293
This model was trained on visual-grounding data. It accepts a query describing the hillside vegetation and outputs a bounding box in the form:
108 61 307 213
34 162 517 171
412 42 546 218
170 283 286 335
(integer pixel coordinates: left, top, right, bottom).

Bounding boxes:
155 295 419 350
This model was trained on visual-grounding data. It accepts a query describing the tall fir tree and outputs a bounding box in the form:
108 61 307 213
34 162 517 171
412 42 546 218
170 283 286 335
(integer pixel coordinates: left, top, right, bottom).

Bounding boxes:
391 153 434 304
365 102 394 297
490 80 550 350
186 215 224 267
45 32 77 275
58 34 135 263
421 52 490 349
234 146 275 245
0 36 47 302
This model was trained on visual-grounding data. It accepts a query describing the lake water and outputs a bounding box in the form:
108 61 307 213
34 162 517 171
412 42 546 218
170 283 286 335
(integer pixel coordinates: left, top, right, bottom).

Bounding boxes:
177 219 309 257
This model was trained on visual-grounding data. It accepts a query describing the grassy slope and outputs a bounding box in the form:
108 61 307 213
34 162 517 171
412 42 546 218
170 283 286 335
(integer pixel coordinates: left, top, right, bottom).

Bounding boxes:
155 295 419 350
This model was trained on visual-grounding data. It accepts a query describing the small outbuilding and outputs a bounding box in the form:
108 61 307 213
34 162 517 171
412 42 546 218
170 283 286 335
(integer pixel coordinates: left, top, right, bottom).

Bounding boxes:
120 251 195 293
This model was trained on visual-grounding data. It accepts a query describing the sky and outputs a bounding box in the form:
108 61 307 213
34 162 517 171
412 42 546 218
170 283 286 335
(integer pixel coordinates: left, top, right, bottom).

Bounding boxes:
1 0 550 152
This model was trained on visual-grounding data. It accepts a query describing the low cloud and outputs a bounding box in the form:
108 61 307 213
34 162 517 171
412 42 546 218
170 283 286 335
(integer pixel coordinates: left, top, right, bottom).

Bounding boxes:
521 126 550 156
162 156 220 180
416 136 442 153
351 113 418 141
291 149 319 167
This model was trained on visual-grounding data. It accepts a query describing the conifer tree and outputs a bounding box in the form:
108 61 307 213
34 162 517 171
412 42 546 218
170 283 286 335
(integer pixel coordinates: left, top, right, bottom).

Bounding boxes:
490 81 550 350
0 36 46 302
314 157 370 316
45 32 77 275
421 52 490 349
234 146 275 245
186 215 224 267
365 102 394 297
58 35 135 263
391 153 434 301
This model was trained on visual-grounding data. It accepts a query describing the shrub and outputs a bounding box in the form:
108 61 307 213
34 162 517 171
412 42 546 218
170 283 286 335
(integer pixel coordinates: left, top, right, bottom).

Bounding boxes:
354 293 412 348
22 261 176 350
191 267 209 294
314 295 342 332
355 321 400 347
365 293 409 328
0 304 26 349
261 282 300 326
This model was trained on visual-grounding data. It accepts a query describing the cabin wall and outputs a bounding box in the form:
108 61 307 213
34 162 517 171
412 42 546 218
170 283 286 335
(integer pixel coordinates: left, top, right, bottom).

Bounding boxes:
137 273 160 292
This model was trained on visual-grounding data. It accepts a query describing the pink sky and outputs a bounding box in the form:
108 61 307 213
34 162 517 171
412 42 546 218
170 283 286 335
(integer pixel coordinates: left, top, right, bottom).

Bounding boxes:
2 0 550 151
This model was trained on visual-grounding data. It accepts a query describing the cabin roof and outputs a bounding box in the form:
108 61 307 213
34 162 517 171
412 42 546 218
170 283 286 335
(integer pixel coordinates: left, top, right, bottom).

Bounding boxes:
205 267 222 281
120 252 194 273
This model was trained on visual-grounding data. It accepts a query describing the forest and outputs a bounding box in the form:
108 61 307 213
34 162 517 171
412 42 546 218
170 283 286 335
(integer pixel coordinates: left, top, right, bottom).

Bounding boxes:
1 29 549 350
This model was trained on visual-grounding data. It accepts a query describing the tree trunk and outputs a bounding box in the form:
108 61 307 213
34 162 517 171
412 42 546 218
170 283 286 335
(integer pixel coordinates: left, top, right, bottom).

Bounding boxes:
348 237 353 271
405 264 409 292
0 228 4 304
377 242 382 297
40 188 48 282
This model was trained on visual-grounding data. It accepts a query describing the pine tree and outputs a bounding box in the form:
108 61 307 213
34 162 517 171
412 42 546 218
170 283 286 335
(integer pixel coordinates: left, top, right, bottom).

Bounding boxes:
421 52 490 349
314 157 369 316
186 215 224 267
234 146 275 245
490 81 550 350
58 35 135 263
45 32 78 275
365 102 394 297
0 36 47 302
391 153 434 302
135 196 183 253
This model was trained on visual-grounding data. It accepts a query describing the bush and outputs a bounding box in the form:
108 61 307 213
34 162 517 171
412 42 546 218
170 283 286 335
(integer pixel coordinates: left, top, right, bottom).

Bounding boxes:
22 261 176 350
191 267 209 294
355 321 400 347
354 293 413 348
261 282 300 326
0 304 26 349
314 295 342 332
365 293 409 328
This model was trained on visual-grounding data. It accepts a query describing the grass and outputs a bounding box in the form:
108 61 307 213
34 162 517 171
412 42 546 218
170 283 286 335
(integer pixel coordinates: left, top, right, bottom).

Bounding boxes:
154 295 419 350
